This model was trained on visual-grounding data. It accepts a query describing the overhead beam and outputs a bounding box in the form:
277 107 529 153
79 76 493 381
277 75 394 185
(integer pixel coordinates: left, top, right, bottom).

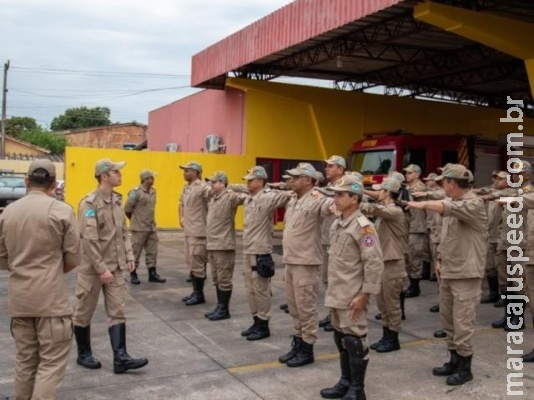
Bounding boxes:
414 1 534 97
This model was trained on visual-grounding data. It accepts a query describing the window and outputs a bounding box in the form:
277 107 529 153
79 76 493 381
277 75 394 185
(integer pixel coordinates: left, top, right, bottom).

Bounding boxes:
351 150 394 175
441 150 458 166
403 148 427 174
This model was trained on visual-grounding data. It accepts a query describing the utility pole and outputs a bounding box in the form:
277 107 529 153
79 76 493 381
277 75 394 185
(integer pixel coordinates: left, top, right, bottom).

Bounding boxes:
1 60 9 160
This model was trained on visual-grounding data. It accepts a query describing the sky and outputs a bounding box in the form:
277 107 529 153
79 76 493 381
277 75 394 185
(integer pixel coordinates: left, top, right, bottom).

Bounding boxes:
0 0 295 128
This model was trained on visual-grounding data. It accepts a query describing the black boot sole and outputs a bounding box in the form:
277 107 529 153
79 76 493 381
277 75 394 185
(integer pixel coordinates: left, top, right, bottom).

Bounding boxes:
208 313 230 321
287 357 314 368
114 359 149 374
77 358 102 369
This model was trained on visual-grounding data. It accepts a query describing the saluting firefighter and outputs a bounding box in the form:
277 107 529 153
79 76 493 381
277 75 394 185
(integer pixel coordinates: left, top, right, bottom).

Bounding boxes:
482 161 533 332
203 171 245 321
179 161 212 306
73 159 148 374
125 169 166 284
407 164 487 386
361 177 407 353
320 174 384 400
232 166 294 341
278 163 334 368
0 160 81 399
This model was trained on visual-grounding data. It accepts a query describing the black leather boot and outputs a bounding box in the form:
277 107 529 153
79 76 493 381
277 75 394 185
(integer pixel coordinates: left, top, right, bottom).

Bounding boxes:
319 314 331 328
434 329 447 338
480 276 499 303
186 273 193 283
130 270 140 285
494 298 505 307
109 323 148 374
185 276 206 306
523 319 534 362
246 318 270 341
376 329 400 353
370 327 388 350
492 296 508 328
400 291 406 320
404 278 421 298
320 330 350 399
374 313 382 320
504 299 525 332
446 354 473 386
208 289 231 321
287 340 314 368
343 335 368 400
421 261 431 280
280 304 289 313
74 325 102 369
429 304 440 313
182 279 195 302
241 316 260 337
205 287 223 319
148 267 166 283
279 336 303 364
432 349 459 376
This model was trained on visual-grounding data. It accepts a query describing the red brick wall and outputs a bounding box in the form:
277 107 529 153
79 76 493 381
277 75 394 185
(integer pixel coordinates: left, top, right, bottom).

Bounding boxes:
63 124 146 149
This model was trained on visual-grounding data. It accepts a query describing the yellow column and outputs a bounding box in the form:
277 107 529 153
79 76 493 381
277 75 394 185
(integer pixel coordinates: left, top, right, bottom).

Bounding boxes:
414 1 534 96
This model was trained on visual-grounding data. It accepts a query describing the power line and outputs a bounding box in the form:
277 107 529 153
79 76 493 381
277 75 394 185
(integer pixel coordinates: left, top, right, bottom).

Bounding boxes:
11 66 190 78
10 86 189 99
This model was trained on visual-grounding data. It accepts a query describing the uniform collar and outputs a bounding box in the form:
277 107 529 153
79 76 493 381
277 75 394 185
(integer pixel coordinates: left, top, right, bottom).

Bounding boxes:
96 188 116 204
27 189 51 199
338 209 359 228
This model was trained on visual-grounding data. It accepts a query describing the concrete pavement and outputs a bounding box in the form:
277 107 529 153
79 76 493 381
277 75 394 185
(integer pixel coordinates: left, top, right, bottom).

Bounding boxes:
0 232 532 399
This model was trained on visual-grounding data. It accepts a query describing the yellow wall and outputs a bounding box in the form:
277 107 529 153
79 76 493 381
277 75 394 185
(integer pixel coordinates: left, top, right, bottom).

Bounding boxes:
229 78 534 161
0 159 65 179
65 147 256 229
6 138 48 157
66 80 534 229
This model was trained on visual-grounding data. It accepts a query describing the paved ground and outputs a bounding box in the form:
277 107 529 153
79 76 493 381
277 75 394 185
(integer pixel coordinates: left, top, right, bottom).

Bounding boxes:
0 232 533 400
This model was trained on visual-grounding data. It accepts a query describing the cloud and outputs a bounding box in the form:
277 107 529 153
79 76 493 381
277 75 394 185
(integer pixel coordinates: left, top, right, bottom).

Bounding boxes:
1 0 293 126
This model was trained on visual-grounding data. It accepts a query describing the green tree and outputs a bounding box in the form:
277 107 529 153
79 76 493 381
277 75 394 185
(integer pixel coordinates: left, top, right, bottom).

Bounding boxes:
6 116 38 138
19 128 67 154
50 106 111 131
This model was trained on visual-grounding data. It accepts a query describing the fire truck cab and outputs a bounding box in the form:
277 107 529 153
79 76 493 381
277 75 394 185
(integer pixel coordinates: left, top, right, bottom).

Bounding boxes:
347 131 502 187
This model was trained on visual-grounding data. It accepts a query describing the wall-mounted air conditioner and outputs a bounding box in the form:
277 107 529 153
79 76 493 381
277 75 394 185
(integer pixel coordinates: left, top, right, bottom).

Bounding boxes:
166 143 179 152
205 135 226 153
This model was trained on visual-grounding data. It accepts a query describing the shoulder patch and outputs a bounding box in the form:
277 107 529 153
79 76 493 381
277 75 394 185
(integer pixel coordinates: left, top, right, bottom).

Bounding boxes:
362 235 376 248
85 209 96 218
356 214 371 228
128 191 138 200
361 226 375 235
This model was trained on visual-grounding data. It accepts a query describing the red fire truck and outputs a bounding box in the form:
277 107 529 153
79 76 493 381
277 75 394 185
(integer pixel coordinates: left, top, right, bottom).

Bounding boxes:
347 130 510 187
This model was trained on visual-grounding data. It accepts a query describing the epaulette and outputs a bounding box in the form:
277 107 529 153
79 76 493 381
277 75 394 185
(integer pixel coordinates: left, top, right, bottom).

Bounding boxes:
83 192 97 203
356 214 371 228
133 186 140 191
264 188 272 193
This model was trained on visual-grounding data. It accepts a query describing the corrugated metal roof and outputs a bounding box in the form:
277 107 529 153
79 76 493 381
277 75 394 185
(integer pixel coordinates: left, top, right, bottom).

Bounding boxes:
191 0 405 88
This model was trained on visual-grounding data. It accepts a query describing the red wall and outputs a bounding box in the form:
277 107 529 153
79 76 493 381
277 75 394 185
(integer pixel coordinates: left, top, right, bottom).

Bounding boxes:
148 88 245 154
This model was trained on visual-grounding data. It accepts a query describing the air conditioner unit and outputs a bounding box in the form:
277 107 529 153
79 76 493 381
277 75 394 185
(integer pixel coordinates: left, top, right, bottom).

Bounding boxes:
205 135 225 153
166 143 179 152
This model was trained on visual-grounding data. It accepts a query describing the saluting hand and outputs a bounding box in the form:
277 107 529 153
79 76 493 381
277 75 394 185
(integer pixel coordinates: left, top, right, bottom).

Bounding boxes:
100 270 114 285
